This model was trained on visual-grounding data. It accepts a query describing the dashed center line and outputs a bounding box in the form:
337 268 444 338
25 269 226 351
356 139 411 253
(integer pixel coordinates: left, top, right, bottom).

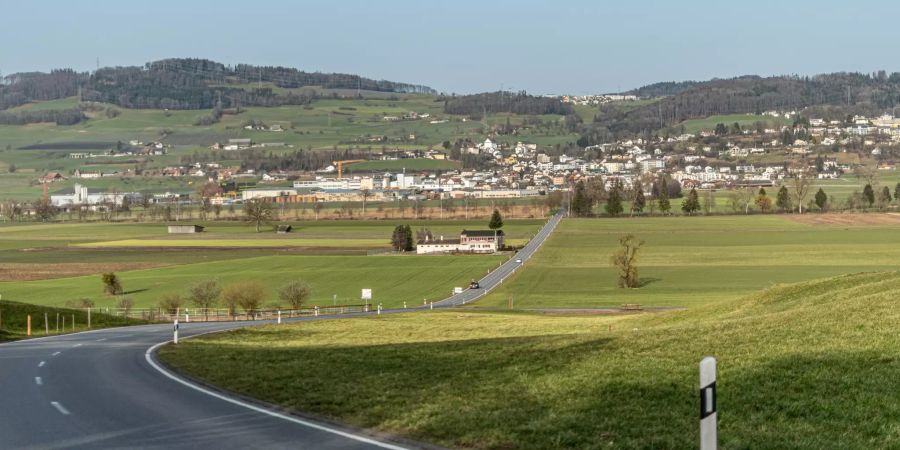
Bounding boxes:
72 343 82 348
96 338 107 342
51 352 61 356
50 401 70 415
35 377 42 386
38 361 45 368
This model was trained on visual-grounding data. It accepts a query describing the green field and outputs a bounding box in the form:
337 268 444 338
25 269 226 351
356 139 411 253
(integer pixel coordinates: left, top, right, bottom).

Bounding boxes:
478 215 900 309
0 219 541 309
160 271 900 449
675 113 792 134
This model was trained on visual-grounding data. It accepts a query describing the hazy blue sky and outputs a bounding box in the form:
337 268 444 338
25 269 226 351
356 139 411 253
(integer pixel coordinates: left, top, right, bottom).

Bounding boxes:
2 0 898 94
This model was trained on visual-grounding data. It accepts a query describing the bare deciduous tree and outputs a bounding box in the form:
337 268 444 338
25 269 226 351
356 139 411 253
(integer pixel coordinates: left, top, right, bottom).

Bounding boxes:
610 234 644 288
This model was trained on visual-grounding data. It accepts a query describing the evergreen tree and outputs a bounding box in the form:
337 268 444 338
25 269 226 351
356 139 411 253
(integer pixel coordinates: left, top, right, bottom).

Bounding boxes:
657 176 671 214
894 183 900 203
755 188 773 212
814 188 828 210
391 225 413 252
776 186 792 212
880 186 892 206
862 184 875 207
571 180 593 217
605 181 624 217
488 209 504 230
632 188 646 214
681 188 701 215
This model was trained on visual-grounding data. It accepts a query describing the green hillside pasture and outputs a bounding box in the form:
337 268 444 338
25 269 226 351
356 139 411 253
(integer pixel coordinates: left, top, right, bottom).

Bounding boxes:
478 215 900 309
0 255 505 309
159 272 900 449
677 113 791 134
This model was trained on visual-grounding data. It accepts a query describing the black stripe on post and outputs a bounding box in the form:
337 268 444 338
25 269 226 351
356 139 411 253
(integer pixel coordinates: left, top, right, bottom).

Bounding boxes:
700 381 716 419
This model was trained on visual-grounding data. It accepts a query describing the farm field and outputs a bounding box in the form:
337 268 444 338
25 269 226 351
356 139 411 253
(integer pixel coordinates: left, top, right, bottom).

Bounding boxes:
0 219 540 308
675 113 792 134
160 271 900 449
477 214 900 309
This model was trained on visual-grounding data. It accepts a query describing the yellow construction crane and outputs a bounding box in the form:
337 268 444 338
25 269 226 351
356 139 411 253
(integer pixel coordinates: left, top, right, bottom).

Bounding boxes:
333 159 365 178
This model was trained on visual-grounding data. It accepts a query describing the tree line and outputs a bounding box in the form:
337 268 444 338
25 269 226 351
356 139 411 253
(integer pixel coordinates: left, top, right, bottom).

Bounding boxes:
442 91 574 117
0 58 435 112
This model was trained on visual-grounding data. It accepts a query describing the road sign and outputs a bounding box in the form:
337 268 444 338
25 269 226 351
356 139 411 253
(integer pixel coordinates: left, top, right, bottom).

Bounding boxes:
700 356 717 450
361 289 372 300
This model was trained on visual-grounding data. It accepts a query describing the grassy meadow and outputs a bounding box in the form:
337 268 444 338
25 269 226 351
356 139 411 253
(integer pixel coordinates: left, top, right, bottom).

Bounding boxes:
478 214 900 309
0 219 540 309
160 271 900 449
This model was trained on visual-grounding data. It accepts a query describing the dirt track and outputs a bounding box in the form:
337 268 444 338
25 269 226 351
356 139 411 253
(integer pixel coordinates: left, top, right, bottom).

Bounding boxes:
0 262 168 281
785 213 900 226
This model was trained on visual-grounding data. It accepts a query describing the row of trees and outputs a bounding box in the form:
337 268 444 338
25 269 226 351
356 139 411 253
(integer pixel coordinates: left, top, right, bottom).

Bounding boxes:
157 278 312 319
565 175 900 217
571 176 675 217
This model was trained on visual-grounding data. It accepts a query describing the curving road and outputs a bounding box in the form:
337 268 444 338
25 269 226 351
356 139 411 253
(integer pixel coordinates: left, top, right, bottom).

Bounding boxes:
0 210 564 449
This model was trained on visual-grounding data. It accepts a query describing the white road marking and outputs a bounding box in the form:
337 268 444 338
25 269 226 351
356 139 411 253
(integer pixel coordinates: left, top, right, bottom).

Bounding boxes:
72 343 82 348
51 351 61 356
38 361 45 367
96 338 107 342
50 401 70 415
35 377 42 386
145 341 409 450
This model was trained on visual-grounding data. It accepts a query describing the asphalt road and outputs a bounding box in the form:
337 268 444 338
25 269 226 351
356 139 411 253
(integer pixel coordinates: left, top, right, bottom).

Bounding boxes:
0 210 564 449
0 319 410 450
434 209 564 307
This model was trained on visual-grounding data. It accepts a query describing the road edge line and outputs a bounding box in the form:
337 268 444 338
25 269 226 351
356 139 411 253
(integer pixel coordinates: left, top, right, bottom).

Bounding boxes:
144 334 414 450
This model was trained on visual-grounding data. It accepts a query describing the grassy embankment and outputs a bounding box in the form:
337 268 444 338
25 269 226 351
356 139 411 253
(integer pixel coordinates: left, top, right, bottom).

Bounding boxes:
160 271 900 449
0 300 139 342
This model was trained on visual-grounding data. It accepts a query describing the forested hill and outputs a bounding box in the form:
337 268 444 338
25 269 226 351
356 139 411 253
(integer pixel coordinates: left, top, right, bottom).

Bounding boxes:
591 72 900 137
626 80 703 97
443 91 574 117
0 58 436 111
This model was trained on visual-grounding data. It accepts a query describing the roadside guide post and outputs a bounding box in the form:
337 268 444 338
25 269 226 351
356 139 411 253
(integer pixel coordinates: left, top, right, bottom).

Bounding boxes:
700 356 717 450
173 319 179 344
277 310 282 324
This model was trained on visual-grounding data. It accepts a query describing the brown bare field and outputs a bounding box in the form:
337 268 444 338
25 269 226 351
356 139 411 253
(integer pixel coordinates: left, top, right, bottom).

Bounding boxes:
785 213 900 226
0 262 169 281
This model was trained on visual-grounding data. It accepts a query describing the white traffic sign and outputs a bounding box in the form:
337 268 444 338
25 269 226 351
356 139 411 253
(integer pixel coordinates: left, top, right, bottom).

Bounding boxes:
700 356 717 450
361 289 372 300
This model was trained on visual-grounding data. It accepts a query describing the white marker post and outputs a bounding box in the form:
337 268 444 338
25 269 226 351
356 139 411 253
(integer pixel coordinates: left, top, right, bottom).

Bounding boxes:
277 310 282 324
173 319 179 345
377 303 382 315
700 356 717 450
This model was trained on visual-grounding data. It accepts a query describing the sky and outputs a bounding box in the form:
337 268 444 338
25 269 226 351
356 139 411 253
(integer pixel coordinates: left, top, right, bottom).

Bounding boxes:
2 0 900 94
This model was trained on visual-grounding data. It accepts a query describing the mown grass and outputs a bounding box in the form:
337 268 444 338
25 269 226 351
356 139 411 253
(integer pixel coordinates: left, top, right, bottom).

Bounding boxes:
0 300 142 342
478 215 900 309
0 254 505 309
160 271 900 449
